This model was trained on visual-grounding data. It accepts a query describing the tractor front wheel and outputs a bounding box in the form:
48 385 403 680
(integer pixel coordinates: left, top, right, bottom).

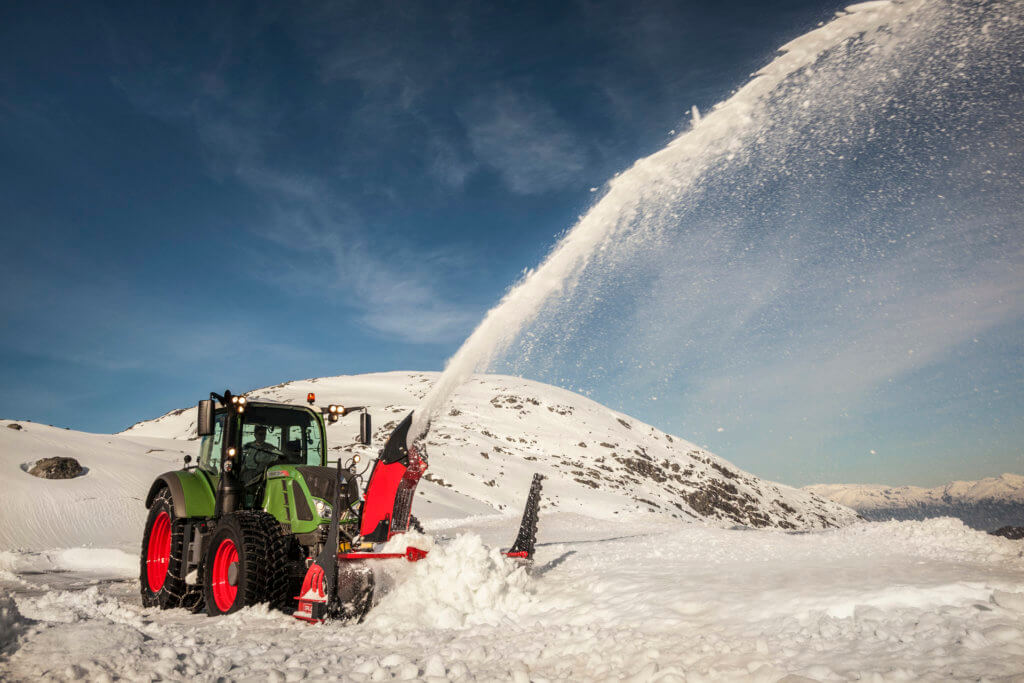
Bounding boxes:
202 512 285 616
140 488 195 609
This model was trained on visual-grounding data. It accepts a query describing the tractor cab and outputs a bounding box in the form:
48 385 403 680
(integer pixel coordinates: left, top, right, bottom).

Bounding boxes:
194 394 370 530
197 402 329 508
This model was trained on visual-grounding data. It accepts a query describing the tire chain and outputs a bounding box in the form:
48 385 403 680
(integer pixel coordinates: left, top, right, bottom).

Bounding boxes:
140 488 195 610
258 515 294 613
221 511 287 611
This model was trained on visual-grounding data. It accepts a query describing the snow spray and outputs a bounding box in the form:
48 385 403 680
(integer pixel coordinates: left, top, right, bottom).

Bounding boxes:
410 0 1023 447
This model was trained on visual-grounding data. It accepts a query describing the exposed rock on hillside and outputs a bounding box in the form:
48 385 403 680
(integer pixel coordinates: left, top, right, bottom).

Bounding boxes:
28 457 83 480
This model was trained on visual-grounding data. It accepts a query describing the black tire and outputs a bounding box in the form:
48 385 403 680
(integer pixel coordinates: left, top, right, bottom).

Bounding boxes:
202 511 288 616
264 521 295 613
140 488 196 609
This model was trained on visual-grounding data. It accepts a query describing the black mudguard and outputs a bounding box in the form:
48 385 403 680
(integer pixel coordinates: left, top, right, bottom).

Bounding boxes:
145 473 187 515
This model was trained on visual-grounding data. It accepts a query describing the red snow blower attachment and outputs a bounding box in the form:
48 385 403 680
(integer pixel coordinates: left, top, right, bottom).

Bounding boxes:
293 412 543 623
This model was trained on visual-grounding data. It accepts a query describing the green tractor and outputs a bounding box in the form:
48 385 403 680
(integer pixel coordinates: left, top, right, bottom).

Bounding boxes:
140 390 377 617
140 390 543 621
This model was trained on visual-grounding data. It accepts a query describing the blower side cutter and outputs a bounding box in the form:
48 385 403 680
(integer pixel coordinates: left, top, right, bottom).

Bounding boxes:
293 414 544 623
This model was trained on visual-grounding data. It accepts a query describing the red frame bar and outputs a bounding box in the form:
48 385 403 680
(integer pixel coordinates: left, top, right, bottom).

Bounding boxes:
338 546 428 562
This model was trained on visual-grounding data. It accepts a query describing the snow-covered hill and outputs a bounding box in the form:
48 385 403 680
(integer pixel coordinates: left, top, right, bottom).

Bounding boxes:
0 420 190 550
124 371 856 530
805 474 1024 530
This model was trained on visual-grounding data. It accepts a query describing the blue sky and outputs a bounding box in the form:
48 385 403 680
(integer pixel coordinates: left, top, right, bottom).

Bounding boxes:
1 1 1020 487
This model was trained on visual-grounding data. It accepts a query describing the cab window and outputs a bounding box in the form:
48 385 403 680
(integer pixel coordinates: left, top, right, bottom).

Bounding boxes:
299 424 322 466
198 412 225 473
242 423 283 450
241 407 323 475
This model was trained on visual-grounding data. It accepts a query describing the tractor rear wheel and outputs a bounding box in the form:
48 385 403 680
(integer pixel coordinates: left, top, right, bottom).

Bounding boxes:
201 511 287 616
140 488 197 609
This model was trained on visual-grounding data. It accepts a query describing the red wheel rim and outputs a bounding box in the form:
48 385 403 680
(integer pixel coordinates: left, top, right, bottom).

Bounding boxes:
145 511 171 592
211 538 239 612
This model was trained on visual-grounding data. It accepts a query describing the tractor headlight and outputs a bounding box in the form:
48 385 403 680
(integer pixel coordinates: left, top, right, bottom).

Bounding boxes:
314 499 333 520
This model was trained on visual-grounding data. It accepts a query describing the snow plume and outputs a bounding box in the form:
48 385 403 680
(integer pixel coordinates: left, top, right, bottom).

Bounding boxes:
366 533 534 630
408 0 1024 448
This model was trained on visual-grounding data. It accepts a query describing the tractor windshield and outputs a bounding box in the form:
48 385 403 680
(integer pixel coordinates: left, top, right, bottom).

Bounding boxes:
239 406 324 487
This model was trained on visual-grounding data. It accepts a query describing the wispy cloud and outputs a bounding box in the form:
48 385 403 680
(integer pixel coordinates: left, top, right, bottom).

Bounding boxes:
459 87 588 195
426 135 478 190
111 31 480 344
249 199 480 343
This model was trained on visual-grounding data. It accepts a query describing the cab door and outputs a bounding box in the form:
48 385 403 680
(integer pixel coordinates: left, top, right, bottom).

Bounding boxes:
197 410 226 489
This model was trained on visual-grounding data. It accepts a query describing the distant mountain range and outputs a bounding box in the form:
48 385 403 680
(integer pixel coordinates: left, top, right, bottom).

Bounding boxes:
805 474 1024 531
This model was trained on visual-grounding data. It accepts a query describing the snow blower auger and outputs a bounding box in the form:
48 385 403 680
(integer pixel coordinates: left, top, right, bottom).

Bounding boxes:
140 391 543 622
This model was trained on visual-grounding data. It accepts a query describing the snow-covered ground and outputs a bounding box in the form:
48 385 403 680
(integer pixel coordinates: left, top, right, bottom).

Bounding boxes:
3 515 1024 681
3 372 1023 681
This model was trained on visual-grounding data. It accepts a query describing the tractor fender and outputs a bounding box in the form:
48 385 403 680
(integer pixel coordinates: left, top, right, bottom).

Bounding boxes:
145 471 216 519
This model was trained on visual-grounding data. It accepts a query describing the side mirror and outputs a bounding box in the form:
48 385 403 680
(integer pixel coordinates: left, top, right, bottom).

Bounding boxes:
184 454 193 467
359 412 372 446
197 400 215 436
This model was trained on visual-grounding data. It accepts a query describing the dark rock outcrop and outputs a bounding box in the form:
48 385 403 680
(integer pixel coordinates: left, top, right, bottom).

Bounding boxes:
28 457 84 479
991 526 1024 540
